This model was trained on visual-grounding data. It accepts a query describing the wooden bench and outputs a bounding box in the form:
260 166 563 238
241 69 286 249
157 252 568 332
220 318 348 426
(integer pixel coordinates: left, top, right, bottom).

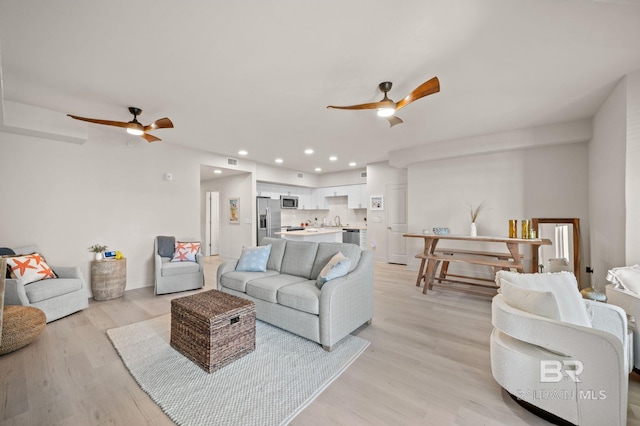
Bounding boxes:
415 249 525 290
403 233 551 294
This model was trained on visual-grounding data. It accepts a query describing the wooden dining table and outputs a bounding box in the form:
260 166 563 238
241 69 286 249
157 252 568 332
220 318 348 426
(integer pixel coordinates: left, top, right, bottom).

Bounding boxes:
403 234 552 294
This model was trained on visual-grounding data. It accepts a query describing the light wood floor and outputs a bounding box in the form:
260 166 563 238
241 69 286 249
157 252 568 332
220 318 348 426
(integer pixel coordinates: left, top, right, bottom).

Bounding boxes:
2 257 640 425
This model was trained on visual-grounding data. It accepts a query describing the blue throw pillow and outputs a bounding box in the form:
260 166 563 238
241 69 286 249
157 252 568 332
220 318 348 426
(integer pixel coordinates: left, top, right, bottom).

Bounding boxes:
235 244 272 272
316 252 352 289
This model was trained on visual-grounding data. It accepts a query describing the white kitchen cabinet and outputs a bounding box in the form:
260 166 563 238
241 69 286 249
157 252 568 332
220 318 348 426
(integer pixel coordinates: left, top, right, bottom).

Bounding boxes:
298 190 312 210
347 184 367 209
325 186 348 197
310 187 329 210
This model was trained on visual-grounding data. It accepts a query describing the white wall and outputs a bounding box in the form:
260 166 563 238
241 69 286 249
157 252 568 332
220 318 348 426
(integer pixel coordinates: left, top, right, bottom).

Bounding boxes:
200 173 254 259
407 143 590 284
0 127 253 292
626 70 640 265
317 169 367 187
589 78 628 287
255 163 319 188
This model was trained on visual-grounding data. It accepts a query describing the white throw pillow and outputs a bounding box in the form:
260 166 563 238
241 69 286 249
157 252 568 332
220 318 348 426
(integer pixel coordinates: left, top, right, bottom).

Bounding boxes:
496 271 591 327
316 252 351 289
606 265 640 294
500 280 562 321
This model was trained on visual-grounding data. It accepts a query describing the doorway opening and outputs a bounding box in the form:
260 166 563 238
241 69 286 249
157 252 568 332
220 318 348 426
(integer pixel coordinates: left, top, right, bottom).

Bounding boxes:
205 191 220 256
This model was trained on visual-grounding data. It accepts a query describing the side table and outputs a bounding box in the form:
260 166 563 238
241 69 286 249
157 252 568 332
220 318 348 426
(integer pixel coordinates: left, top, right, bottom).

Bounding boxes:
91 258 126 301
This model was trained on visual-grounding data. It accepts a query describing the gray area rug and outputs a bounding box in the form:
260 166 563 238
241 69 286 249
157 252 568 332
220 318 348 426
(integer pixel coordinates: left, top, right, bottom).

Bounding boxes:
107 315 369 426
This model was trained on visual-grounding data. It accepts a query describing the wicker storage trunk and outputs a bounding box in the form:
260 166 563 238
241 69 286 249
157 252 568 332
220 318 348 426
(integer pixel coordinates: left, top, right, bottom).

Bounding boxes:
170 289 256 373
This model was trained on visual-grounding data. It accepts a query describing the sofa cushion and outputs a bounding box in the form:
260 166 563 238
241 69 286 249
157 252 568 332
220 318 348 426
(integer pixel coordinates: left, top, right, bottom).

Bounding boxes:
277 281 321 315
25 278 82 303
219 270 279 293
501 279 562 321
496 271 591 327
311 243 361 279
280 241 319 279
246 274 309 303
157 236 175 258
161 259 200 276
316 252 352 289
260 237 286 272
236 244 272 272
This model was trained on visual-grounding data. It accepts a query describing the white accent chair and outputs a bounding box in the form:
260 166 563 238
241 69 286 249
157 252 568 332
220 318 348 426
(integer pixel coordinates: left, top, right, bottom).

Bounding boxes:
605 265 640 371
154 236 204 295
491 271 631 426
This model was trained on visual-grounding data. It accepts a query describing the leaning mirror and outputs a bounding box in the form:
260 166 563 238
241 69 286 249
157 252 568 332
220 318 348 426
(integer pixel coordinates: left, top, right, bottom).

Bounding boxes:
531 218 581 288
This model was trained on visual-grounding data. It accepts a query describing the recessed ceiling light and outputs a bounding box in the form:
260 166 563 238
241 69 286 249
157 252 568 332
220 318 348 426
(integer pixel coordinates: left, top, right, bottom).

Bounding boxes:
213 169 222 174
349 162 356 167
315 167 322 172
329 156 337 161
305 149 314 155
238 150 248 156
275 158 283 163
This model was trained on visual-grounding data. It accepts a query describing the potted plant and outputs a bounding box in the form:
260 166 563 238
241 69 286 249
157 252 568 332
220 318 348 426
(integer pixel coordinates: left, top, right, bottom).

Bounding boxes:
89 244 108 261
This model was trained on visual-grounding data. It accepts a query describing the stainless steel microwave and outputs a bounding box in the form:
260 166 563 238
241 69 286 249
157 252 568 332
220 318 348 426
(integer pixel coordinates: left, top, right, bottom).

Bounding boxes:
280 195 298 209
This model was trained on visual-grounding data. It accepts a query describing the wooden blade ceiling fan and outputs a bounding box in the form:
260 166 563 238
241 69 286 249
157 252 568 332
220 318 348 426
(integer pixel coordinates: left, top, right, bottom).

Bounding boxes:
327 76 440 127
67 107 173 142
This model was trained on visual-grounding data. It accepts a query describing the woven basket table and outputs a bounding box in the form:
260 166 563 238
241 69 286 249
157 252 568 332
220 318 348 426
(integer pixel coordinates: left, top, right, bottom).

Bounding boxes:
170 289 255 373
0 306 46 356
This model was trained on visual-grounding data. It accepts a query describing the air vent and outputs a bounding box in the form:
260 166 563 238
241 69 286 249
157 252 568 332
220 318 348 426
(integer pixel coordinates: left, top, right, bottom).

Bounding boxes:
227 158 238 166
360 171 367 178
297 173 304 179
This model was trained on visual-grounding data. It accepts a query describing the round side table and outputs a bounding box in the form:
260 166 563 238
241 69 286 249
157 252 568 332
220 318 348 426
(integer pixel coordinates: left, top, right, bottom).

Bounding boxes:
91 258 126 301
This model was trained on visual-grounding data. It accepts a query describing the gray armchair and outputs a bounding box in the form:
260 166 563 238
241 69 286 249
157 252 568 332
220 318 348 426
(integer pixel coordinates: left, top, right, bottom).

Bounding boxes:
154 236 204 295
3 245 88 323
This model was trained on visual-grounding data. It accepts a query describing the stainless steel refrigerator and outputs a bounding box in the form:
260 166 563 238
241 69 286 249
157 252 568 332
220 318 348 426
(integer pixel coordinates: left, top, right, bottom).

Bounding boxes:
257 196 281 243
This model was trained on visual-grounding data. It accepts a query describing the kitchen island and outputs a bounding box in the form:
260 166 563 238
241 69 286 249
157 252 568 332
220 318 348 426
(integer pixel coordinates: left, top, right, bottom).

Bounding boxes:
275 228 344 243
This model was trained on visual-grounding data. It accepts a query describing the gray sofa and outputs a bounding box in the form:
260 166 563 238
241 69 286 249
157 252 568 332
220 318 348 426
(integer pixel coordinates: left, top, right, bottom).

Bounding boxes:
216 237 374 351
4 245 88 323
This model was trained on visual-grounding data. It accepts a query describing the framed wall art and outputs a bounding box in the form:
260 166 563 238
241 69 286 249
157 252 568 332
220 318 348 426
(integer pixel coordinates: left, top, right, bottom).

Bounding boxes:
370 195 384 210
228 197 240 224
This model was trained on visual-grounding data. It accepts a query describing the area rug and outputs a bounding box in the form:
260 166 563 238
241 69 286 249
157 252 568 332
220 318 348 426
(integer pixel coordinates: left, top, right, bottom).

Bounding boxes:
107 315 369 426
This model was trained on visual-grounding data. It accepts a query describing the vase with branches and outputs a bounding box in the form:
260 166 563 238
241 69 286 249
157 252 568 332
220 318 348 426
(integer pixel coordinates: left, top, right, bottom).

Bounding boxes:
468 201 486 237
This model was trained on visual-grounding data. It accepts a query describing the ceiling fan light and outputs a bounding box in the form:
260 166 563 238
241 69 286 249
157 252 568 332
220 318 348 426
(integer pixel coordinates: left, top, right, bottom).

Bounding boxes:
126 127 144 136
377 107 395 117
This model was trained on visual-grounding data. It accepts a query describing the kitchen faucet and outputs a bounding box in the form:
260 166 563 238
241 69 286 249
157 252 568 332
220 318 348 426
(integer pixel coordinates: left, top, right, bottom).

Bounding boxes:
334 215 341 227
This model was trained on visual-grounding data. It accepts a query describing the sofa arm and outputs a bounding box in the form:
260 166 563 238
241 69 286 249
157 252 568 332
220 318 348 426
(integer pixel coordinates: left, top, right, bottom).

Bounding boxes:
154 254 163 279
319 250 374 348
216 260 239 290
4 278 30 306
53 266 89 291
585 298 627 344
196 252 204 271
53 266 80 279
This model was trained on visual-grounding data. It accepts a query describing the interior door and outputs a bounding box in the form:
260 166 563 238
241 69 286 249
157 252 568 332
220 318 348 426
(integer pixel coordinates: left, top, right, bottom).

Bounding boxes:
387 184 408 264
